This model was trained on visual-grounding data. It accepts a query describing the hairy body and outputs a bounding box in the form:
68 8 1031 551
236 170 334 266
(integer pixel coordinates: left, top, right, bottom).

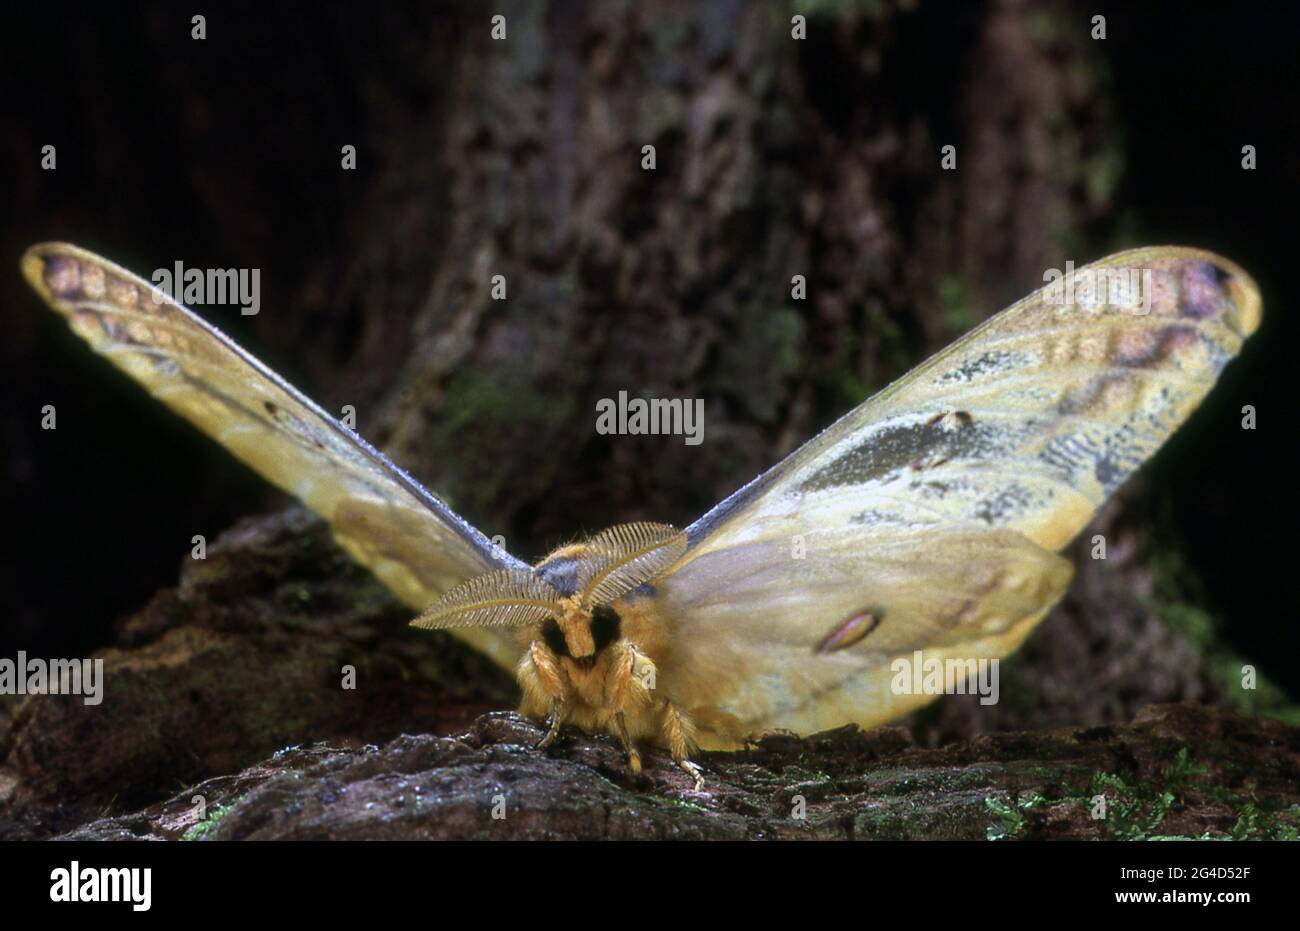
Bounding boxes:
514 544 703 787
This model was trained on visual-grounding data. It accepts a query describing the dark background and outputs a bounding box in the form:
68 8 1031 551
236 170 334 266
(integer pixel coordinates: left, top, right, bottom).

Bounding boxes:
1 0 1295 704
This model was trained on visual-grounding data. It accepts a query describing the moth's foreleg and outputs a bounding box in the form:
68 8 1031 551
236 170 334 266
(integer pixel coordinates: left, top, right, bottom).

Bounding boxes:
605 642 654 774
605 641 648 710
613 712 642 774
518 639 568 750
660 699 704 791
606 643 705 789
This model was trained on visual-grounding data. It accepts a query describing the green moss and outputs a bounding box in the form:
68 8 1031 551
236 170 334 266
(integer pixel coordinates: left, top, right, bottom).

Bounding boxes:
1084 748 1205 840
182 800 236 841
1078 748 1300 840
1231 804 1300 841
1146 546 1300 724
1156 602 1217 652
936 275 979 337
977 747 1300 841
774 764 826 785
1162 746 1208 783
432 366 577 511
824 303 902 406
985 792 1047 841
1221 663 1300 726
771 308 807 377
436 371 502 440
720 305 806 422
874 765 998 796
1081 146 1125 208
665 797 711 814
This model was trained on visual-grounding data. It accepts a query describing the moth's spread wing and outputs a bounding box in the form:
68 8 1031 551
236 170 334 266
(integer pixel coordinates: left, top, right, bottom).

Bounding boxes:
22 242 526 671
683 247 1262 554
656 526 1072 745
657 247 1261 744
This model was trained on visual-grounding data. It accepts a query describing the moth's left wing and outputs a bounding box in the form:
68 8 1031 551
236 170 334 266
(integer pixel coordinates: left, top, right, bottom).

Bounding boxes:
656 525 1072 746
22 242 527 671
653 247 1261 747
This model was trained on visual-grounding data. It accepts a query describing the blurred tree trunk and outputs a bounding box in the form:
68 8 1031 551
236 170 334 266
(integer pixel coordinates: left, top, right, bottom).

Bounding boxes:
323 0 1116 556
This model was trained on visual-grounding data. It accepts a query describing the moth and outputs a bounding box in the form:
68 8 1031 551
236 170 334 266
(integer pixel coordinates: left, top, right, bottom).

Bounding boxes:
22 243 1261 789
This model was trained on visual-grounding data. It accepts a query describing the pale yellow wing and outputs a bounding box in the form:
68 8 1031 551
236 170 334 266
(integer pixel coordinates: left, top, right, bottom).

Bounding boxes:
21 242 526 671
654 247 1262 746
657 526 1073 744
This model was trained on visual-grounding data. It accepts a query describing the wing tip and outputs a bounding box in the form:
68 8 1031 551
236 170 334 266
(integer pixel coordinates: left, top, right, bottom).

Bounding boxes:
1220 260 1263 339
21 241 98 305
20 242 57 299
1115 245 1262 340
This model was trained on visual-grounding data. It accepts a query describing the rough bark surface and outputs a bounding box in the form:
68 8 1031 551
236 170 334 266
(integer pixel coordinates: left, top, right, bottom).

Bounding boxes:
45 704 1300 842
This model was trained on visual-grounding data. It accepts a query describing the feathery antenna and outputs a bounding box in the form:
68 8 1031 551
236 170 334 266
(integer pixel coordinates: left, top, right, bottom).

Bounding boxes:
411 569 562 629
577 522 688 607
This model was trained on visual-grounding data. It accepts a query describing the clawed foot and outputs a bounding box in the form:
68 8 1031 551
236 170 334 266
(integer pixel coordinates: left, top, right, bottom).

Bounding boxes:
535 701 564 750
614 712 642 774
539 708 703 789
678 758 705 791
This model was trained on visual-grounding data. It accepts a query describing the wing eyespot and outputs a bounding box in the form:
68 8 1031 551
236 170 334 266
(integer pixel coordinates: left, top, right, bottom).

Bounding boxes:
926 410 975 430
814 611 882 654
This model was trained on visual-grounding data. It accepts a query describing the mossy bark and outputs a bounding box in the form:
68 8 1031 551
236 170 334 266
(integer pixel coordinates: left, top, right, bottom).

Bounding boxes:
47 704 1300 842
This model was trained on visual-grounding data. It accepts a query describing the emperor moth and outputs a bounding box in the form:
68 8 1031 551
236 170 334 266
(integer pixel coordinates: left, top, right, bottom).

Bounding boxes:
22 243 1261 787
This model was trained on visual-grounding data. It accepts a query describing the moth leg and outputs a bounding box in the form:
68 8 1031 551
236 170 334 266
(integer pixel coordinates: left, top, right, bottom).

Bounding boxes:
605 640 643 709
537 698 568 751
613 712 642 774
518 639 568 750
605 643 647 774
660 699 704 791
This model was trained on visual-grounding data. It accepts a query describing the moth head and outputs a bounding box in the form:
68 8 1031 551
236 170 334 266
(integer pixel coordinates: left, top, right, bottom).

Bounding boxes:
540 597 611 664
410 522 687 663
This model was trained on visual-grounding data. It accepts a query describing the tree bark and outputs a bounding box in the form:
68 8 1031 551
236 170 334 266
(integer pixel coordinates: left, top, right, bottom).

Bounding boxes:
47 704 1300 841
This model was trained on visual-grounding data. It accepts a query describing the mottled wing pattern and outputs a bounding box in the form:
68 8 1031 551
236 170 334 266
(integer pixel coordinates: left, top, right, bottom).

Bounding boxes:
656 247 1261 746
22 242 527 671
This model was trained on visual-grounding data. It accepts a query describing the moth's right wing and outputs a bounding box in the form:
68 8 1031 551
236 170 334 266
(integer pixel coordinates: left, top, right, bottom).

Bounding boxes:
22 242 526 671
652 247 1261 746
